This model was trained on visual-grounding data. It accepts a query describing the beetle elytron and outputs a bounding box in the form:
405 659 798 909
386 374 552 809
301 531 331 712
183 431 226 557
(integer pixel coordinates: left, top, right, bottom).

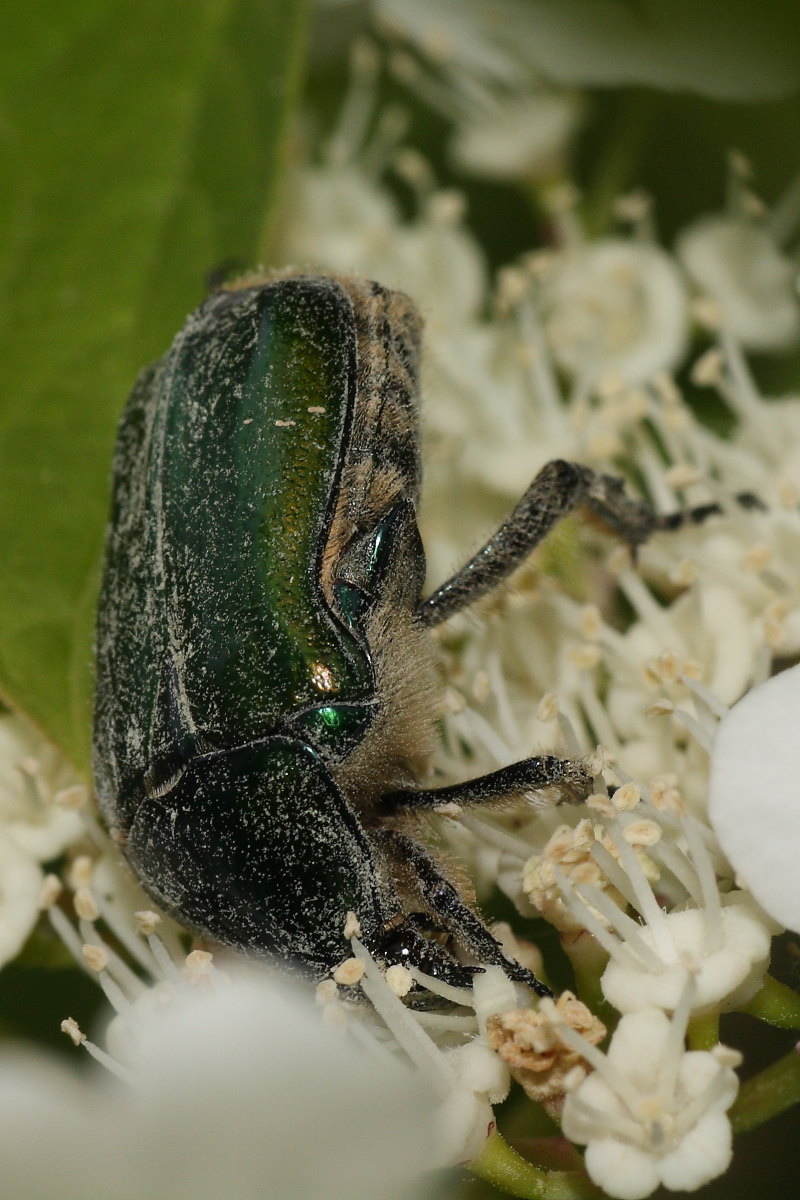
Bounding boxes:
93 274 687 993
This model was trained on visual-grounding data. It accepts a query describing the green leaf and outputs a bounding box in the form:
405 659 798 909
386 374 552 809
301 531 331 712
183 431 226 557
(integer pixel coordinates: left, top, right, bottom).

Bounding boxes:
0 0 309 773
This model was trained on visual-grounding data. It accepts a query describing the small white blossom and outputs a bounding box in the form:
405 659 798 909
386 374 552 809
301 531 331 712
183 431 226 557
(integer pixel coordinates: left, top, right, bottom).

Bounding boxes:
448 88 583 181
0 974 440 1200
561 995 741 1199
0 714 84 860
677 214 800 351
708 662 800 933
0 714 86 966
538 237 689 386
0 835 43 966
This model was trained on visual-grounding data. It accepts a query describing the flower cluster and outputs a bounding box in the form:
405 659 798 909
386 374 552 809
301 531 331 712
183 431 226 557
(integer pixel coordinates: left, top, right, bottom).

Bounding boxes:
1 17 800 1200
0 714 84 967
279 45 800 1198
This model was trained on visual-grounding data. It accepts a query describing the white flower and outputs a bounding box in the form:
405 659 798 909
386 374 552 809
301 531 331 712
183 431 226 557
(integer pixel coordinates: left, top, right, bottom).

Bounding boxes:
0 835 43 966
524 795 772 1015
0 714 84 860
561 997 741 1199
448 88 583 181
708 662 800 933
0 973 440 1200
600 894 771 1016
42 842 525 1176
538 238 689 386
0 713 86 967
677 214 800 352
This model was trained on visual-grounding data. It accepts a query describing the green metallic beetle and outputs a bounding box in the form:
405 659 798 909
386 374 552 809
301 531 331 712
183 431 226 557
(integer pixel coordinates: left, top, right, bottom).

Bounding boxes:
94 273 707 991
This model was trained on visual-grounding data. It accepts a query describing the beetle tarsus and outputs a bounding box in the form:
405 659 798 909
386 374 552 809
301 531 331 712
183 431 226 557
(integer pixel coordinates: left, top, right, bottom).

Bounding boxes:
376 921 482 989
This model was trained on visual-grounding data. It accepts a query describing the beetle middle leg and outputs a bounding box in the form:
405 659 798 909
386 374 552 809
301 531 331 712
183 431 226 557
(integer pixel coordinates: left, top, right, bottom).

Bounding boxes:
377 830 552 995
417 458 761 626
382 755 592 814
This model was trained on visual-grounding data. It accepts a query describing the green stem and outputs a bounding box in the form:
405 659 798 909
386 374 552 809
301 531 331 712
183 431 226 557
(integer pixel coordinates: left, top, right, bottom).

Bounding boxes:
730 1044 800 1134
687 1010 719 1051
582 89 655 237
470 1132 602 1200
739 975 800 1029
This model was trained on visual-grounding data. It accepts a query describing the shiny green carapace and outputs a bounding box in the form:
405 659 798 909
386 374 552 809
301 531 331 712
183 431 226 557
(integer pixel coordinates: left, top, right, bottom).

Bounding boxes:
94 275 427 976
95 272 602 989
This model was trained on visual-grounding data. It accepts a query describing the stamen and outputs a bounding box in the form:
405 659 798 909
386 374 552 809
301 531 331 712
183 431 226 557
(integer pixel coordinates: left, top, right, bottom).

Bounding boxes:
408 967 474 1007
718 329 762 420
574 880 664 971
80 1038 135 1086
657 978 695 1107
351 939 458 1098
461 814 534 860
567 1091 646 1144
680 675 729 721
670 706 714 752
549 1015 644 1118
607 828 675 962
649 835 704 907
77 921 147 1000
93 898 164 976
684 817 724 951
551 867 633 966
413 1011 478 1035
146 933 185 984
48 905 91 970
326 38 381 168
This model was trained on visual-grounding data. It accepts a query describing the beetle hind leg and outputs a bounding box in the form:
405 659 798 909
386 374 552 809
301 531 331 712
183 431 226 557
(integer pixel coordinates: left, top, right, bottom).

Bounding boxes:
376 830 552 997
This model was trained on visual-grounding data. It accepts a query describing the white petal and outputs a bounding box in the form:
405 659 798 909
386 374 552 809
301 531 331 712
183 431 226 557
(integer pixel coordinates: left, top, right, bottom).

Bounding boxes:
584 1138 661 1200
601 905 771 1013
0 837 42 967
658 1110 733 1192
604 1009 671 1080
541 239 688 386
450 91 583 180
435 1088 496 1167
445 1039 510 1104
561 1072 625 1144
677 1052 739 1112
677 215 800 352
708 663 800 932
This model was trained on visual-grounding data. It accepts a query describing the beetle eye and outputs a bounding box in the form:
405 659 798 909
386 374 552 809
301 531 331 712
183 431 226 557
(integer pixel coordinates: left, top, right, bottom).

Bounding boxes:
288 700 378 759
334 580 373 627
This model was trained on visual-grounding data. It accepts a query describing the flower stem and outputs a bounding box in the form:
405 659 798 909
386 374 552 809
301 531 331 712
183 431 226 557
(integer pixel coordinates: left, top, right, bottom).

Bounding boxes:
739 975 800 1029
470 1131 602 1199
582 89 655 236
687 1010 719 1050
730 1044 800 1134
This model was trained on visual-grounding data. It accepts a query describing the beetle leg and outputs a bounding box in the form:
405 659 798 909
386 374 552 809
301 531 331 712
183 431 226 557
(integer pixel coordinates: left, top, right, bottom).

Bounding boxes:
376 918 482 988
378 831 552 996
417 457 762 626
382 754 591 813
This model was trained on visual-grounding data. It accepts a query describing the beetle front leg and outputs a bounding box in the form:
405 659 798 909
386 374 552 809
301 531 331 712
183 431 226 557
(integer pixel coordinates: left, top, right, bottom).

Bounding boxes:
378 831 552 996
382 754 592 814
417 458 762 626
